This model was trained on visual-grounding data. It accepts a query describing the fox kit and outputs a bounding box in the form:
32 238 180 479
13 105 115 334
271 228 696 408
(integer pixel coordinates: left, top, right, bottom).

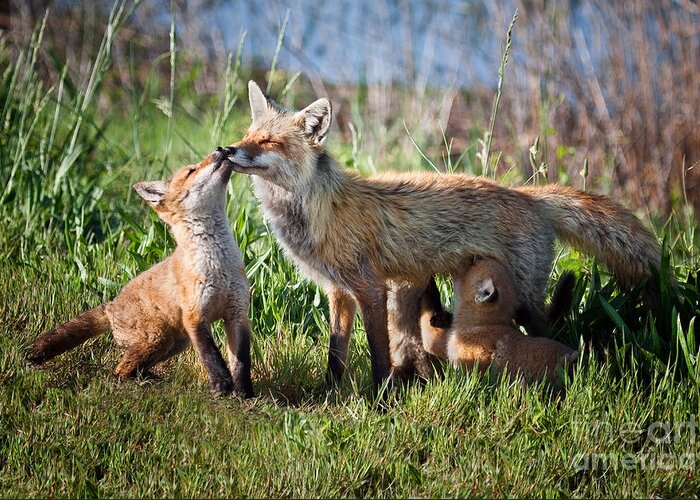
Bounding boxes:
420 259 578 387
389 269 575 380
224 80 659 390
27 149 254 397
418 269 575 357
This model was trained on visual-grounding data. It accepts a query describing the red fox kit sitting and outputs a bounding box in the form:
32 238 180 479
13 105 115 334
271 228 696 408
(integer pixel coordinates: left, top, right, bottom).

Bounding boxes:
420 259 578 387
27 149 254 398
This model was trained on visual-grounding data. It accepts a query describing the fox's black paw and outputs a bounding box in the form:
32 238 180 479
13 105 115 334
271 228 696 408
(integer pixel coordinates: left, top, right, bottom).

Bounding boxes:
210 377 234 397
232 380 254 399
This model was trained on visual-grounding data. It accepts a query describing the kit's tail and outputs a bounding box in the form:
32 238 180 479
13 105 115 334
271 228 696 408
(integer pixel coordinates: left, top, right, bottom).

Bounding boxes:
26 305 110 365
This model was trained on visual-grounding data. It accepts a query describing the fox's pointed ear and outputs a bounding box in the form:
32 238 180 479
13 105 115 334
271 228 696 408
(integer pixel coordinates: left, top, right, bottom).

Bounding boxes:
248 80 273 124
133 180 169 209
294 97 332 147
475 278 498 304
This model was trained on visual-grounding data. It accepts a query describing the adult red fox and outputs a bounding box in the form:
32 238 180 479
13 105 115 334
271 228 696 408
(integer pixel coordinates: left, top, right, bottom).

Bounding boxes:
223 81 659 390
27 150 254 397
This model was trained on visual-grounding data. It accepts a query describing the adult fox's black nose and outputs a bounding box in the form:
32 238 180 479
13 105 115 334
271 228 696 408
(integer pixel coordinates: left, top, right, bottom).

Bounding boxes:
221 146 237 157
214 146 237 163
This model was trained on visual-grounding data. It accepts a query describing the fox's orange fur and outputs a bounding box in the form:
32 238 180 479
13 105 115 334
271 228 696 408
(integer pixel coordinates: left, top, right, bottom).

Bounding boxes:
27 150 253 397
224 81 660 390
420 259 578 387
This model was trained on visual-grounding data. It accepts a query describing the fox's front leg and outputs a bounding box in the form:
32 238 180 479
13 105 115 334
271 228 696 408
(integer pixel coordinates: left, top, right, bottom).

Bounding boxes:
224 315 254 398
325 286 356 385
353 286 392 392
183 315 233 396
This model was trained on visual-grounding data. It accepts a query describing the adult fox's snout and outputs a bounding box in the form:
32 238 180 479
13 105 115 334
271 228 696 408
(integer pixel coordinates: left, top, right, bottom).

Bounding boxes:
211 146 233 163
220 145 268 175
220 145 237 159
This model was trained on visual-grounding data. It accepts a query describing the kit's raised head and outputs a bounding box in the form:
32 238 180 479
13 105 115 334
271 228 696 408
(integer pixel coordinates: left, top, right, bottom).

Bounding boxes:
224 81 333 191
132 148 233 226
453 259 519 327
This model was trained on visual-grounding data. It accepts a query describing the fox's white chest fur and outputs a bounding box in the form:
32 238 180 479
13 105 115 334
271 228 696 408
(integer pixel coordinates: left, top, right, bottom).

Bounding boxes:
252 177 340 289
252 179 314 250
182 213 249 317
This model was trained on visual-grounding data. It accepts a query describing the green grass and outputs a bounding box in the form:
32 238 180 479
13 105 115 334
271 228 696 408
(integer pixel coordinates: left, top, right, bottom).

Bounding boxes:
1 8 699 498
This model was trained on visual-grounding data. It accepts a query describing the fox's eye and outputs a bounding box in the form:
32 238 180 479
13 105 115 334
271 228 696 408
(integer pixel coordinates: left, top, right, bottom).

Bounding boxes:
259 138 280 146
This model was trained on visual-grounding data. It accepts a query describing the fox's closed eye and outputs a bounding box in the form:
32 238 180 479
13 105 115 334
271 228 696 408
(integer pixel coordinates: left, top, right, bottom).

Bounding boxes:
259 138 280 146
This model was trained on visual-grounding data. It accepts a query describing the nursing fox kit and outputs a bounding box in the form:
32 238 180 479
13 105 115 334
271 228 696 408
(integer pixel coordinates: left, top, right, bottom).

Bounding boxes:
419 259 578 387
224 80 661 389
27 150 254 398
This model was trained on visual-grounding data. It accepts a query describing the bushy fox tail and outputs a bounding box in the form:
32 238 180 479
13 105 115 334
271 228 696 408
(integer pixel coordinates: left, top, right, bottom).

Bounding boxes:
521 185 661 290
26 305 111 365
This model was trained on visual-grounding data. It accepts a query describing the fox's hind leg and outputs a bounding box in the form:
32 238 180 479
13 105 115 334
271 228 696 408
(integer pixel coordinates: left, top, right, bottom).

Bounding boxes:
114 334 189 379
547 271 576 327
224 316 254 398
325 286 357 385
387 279 442 381
508 227 555 336
114 345 163 380
514 305 548 337
513 273 574 336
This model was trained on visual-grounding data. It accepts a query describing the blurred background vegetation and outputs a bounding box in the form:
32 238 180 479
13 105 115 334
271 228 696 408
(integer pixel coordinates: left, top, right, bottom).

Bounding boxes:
6 0 700 219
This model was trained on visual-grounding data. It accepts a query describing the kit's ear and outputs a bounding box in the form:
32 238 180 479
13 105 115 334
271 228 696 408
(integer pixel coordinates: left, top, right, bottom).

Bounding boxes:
475 278 498 304
133 180 169 209
294 97 332 146
248 80 274 124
